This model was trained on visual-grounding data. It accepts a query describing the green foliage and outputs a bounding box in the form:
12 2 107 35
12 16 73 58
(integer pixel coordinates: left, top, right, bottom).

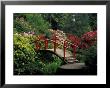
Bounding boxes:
61 14 91 36
26 14 50 35
14 17 34 33
84 44 97 66
39 56 63 75
41 13 94 37
88 13 97 30
35 52 64 75
14 33 36 75
76 54 86 62
14 13 51 37
76 43 97 66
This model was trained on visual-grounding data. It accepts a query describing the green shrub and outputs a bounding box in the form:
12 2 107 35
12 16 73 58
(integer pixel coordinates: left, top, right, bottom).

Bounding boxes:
76 54 86 62
14 33 36 75
14 17 35 33
38 55 63 75
84 44 97 67
76 43 97 66
41 62 59 75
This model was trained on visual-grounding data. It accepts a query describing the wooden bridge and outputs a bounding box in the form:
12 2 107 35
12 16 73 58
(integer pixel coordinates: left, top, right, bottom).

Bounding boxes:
35 30 97 64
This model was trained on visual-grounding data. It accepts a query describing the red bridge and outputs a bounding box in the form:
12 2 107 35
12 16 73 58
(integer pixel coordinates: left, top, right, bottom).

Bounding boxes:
35 30 97 63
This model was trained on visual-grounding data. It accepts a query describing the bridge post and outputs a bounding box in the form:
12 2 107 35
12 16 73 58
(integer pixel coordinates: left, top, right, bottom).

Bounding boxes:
72 45 76 63
54 36 56 53
36 43 40 50
45 39 48 50
64 40 67 60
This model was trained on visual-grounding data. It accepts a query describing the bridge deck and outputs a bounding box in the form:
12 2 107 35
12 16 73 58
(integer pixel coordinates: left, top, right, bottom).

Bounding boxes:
47 48 73 58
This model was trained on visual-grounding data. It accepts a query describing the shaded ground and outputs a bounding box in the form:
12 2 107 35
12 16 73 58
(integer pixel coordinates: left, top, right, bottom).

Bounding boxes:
55 63 97 75
16 63 97 75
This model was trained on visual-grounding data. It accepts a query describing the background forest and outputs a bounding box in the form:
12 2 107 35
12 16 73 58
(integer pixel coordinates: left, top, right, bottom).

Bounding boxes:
14 13 97 75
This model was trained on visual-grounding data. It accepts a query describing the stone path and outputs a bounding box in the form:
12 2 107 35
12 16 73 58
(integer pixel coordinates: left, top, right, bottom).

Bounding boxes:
60 63 86 69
